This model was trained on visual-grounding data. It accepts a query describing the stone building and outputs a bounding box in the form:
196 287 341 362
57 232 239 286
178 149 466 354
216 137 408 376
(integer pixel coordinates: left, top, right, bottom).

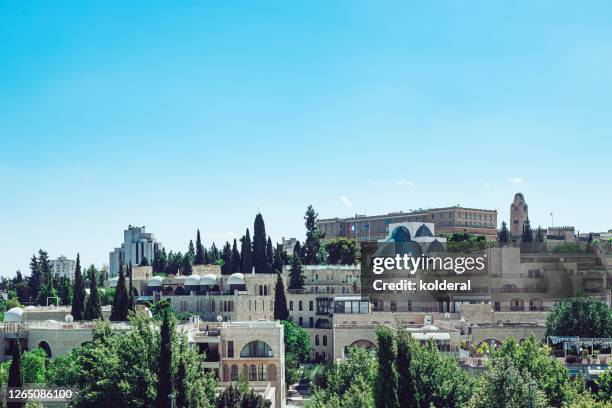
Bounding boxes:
510 193 529 237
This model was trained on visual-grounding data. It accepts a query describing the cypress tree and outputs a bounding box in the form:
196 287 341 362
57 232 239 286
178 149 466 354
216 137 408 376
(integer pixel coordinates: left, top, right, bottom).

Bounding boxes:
272 245 284 273
187 240 196 264
252 214 267 273
230 239 241 274
195 229 206 265
128 263 135 312
273 272 289 321
266 237 274 273
293 241 302 261
376 326 400 408
396 328 420 408
175 356 187 408
38 249 52 296
241 229 253 274
181 253 193 275
71 254 86 320
221 242 231 274
156 310 173 408
28 255 42 302
209 243 219 262
303 205 323 265
7 341 23 408
522 218 533 242
110 263 129 321
84 266 102 320
498 221 511 246
288 254 305 290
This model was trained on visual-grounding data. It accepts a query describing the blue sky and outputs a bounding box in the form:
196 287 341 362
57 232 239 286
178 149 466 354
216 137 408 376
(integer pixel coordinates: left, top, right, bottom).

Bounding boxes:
1 1 611 275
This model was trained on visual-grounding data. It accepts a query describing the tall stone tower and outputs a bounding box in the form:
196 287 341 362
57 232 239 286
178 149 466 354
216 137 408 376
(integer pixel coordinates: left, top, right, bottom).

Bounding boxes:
510 193 528 237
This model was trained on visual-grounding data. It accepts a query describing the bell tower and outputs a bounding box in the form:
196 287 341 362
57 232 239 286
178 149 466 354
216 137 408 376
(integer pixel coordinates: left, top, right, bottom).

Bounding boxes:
510 193 528 237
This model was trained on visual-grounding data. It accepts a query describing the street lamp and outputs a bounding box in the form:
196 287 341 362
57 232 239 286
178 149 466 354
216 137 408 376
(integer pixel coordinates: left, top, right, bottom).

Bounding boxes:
168 394 175 408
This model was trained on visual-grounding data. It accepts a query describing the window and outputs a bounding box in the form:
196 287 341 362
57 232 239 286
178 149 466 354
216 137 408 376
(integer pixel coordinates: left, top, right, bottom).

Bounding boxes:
289 301 293 311
309 301 314 311
299 301 303 311
258 364 267 381
228 341 234 358
309 317 314 328
231 365 238 381
315 335 320 346
322 335 327 346
299 317 303 326
240 341 274 358
249 365 257 381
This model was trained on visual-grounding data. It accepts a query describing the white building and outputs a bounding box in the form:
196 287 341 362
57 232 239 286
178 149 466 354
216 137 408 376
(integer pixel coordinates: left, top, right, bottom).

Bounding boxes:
109 225 161 276
50 256 76 280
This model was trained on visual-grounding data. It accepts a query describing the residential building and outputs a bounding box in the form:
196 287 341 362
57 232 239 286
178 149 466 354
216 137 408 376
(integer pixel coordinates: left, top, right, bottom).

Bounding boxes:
109 225 161 276
50 255 76 280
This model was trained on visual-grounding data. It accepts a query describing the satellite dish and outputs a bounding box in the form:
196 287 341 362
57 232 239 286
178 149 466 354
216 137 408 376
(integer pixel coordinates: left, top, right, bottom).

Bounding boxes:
216 315 223 322
444 312 450 319
65 314 74 322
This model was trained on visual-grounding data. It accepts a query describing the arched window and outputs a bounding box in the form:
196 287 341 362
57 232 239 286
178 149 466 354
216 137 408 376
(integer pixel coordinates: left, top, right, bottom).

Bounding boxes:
240 341 274 358
38 341 52 358
322 335 327 346
258 364 267 381
315 318 332 329
315 335 320 346
249 364 257 381
222 364 230 382
231 365 238 381
264 285 268 296
259 285 263 296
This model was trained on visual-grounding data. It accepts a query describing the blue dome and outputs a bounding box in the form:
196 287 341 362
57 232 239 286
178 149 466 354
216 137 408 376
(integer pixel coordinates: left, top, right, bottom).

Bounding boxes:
415 224 434 238
390 226 411 242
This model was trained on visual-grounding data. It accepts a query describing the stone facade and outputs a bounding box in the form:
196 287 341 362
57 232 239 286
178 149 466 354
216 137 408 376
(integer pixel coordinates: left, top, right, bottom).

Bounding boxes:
510 192 529 237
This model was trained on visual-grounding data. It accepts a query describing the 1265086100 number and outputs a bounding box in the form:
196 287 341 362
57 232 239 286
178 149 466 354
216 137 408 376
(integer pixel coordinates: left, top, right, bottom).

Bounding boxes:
5 387 76 402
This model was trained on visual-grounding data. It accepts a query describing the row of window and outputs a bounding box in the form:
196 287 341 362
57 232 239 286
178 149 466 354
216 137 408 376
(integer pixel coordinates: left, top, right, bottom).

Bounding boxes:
223 364 277 382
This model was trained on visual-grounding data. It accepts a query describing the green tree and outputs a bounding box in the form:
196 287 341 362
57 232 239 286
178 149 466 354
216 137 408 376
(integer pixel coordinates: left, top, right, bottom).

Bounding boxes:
310 347 377 408
546 297 612 338
303 205 324 265
46 349 80 386
128 263 136 312
240 229 253 274
216 383 241 408
266 237 274 272
156 309 173 408
596 368 612 402
288 254 305 290
230 239 241 274
396 327 420 408
175 354 187 408
57 276 72 306
535 226 545 243
71 254 86 320
494 337 576 407
153 247 168 274
522 218 533 242
252 214 268 273
221 242 231 274
84 266 102 320
376 326 400 408
273 273 289 321
195 230 206 265
110 265 129 321
7 341 23 408
272 244 284 273
139 257 150 266
293 240 302 261
28 254 42 305
324 238 360 265
282 319 311 385
498 221 511 246
22 348 47 384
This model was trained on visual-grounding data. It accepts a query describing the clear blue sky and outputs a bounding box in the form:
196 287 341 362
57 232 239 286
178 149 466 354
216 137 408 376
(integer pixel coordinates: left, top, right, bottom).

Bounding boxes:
1 1 611 276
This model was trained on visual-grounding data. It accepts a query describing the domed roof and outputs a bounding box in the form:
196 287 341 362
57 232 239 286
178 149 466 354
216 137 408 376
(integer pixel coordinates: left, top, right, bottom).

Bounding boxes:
415 224 434 238
148 275 164 287
108 277 119 288
4 307 23 322
185 275 200 286
390 226 411 242
200 274 217 285
227 273 245 285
